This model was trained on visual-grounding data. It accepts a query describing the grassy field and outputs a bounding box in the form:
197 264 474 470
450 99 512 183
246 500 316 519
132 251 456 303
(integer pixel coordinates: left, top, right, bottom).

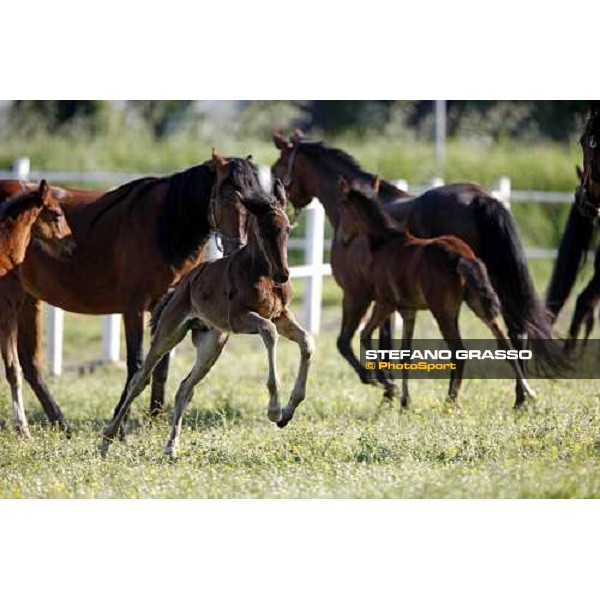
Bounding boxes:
1 261 600 499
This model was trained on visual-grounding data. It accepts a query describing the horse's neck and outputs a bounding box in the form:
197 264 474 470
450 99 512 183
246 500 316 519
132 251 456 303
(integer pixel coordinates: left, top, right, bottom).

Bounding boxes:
301 157 405 230
246 228 271 277
0 211 37 269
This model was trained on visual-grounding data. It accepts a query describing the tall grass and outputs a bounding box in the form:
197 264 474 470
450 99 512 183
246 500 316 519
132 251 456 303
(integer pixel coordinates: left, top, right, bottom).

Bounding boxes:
0 125 582 246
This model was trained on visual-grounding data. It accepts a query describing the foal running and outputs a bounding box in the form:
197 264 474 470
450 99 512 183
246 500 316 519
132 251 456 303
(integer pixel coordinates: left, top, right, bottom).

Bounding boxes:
339 178 535 407
101 180 314 459
0 181 75 436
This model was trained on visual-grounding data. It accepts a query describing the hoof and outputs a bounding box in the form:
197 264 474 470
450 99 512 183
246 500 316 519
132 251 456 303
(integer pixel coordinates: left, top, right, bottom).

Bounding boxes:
268 407 283 423
400 396 410 410
99 431 114 458
18 428 32 440
165 445 178 461
276 414 292 429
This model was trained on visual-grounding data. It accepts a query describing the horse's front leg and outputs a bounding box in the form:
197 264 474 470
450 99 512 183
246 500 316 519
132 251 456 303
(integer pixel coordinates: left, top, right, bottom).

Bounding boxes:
273 309 315 428
18 293 70 434
235 312 282 424
1 321 30 438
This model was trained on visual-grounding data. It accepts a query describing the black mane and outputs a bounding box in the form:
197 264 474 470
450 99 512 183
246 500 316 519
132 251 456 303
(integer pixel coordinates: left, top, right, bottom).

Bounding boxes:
88 158 262 269
296 140 410 202
157 163 215 268
0 189 40 222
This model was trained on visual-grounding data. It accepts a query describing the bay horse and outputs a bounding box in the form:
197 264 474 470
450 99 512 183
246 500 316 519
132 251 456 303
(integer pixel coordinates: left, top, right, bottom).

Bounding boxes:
338 178 535 406
272 132 565 407
0 152 256 434
0 181 75 436
100 180 313 459
547 103 600 347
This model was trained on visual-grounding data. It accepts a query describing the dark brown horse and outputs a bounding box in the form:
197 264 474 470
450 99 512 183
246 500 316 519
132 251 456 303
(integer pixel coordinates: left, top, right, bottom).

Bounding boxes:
0 152 258 433
0 181 75 436
547 104 600 346
272 132 565 407
101 180 313 459
338 178 535 406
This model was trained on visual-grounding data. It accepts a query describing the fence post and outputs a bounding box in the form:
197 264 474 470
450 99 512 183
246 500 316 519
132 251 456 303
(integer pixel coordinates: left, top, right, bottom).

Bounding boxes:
102 315 121 362
304 199 325 334
13 157 31 180
493 176 512 210
46 306 64 376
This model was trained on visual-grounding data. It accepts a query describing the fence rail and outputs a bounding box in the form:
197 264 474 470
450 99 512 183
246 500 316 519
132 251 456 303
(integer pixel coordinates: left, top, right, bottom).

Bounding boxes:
4 158 574 375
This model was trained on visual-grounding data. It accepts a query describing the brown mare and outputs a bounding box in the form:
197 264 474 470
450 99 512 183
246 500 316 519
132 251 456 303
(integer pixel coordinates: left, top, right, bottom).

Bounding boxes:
0 181 75 436
0 152 256 434
272 132 565 407
547 103 600 349
339 179 535 405
101 180 313 459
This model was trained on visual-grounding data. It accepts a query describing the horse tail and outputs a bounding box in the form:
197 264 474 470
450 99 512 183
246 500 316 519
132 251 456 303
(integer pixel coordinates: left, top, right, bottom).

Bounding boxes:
457 257 502 323
546 202 595 320
471 195 570 376
150 288 177 335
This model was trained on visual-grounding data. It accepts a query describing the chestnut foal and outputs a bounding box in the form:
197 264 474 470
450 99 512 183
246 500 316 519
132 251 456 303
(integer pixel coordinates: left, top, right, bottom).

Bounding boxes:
101 180 314 459
339 178 535 407
0 181 75 436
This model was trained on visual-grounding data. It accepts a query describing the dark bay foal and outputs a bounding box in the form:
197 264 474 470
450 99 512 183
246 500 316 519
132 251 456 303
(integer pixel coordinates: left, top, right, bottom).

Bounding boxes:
0 181 75 436
339 178 535 408
101 180 314 459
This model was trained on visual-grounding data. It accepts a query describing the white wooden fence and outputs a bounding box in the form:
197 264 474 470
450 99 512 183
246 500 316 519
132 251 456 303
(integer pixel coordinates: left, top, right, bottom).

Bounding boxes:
2 158 574 375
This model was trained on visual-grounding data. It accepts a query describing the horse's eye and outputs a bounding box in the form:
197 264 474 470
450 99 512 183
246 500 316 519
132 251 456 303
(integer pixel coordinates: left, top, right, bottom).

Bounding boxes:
591 137 597 149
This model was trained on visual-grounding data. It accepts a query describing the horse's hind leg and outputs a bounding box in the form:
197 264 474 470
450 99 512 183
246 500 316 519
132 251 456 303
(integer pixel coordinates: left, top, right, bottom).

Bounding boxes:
1 323 30 438
101 307 190 456
273 309 315 428
360 302 398 401
430 309 466 405
166 328 229 460
567 277 600 352
508 327 528 408
337 292 372 384
149 353 170 418
487 319 536 407
399 309 416 409
110 308 144 437
18 294 70 434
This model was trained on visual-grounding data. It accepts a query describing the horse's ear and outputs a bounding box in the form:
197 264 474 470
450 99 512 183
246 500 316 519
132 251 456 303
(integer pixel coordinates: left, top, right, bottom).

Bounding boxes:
37 179 50 205
212 148 229 167
292 129 305 142
576 165 584 180
273 178 287 207
373 176 381 197
338 176 351 197
246 154 254 163
273 131 293 151
212 148 230 183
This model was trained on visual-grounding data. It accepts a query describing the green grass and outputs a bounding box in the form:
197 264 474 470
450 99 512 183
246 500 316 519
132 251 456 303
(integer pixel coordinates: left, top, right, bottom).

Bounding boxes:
0 127 581 249
1 260 599 498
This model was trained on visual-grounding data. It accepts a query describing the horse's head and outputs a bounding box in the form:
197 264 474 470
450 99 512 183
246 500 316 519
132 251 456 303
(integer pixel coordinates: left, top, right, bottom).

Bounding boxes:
33 180 76 259
0 180 76 260
271 131 314 220
338 176 377 239
210 151 266 254
239 179 290 285
577 103 600 221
